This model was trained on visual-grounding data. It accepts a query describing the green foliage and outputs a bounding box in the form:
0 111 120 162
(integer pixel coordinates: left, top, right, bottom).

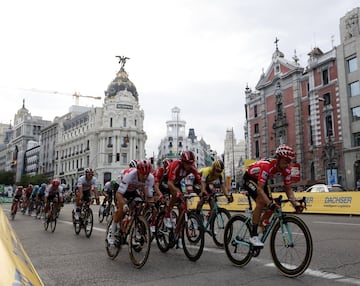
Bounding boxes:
17 174 50 186
0 171 15 185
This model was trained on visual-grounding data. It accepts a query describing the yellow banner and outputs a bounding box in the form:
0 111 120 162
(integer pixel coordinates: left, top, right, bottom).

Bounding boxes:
188 192 360 215
0 206 44 286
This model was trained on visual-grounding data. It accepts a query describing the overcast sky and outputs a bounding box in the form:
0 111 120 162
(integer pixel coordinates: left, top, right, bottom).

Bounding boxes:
0 0 358 157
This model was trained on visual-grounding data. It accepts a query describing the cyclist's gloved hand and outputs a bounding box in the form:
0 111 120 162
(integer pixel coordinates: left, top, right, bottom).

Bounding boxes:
294 204 304 214
227 194 234 203
267 200 280 212
123 204 129 212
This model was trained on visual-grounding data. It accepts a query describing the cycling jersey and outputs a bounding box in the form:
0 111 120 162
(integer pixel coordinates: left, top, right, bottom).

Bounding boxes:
199 166 223 192
246 159 292 186
117 168 154 198
77 175 98 192
167 160 201 185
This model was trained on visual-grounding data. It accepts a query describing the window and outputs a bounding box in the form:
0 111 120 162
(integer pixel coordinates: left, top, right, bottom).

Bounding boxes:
352 106 360 121
108 153 113 163
350 81 360 97
255 140 260 158
123 117 127 127
325 115 333 137
110 118 113 127
323 93 331 105
254 123 259 134
107 137 113 147
348 57 358 73
254 105 258 118
354 132 360 147
322 69 329 85
309 125 314 145
275 64 280 74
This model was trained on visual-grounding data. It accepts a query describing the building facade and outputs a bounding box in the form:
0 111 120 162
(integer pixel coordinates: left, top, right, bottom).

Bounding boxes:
157 107 214 168
337 7 360 189
54 64 147 189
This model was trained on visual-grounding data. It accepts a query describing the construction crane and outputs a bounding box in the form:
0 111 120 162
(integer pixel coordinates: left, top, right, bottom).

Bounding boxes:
18 88 102 105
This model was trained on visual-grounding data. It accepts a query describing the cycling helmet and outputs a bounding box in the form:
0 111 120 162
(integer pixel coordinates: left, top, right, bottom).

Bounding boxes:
137 160 153 175
52 179 61 187
110 179 117 186
275 144 296 162
41 183 47 188
212 159 224 172
85 168 94 174
129 159 139 168
34 185 39 190
180 151 195 164
162 159 173 170
17 186 23 190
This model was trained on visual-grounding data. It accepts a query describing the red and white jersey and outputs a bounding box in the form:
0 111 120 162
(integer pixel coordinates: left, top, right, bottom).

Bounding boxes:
246 159 292 186
117 168 154 197
167 160 201 185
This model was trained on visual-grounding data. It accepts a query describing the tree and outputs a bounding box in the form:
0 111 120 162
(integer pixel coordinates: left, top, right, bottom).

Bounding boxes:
0 171 16 185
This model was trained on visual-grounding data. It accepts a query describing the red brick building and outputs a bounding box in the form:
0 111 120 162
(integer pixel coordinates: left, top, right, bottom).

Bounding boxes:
245 44 344 187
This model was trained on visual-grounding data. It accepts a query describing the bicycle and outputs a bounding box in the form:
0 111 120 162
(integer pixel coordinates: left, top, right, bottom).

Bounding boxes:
72 197 94 238
44 200 59 233
224 192 313 277
105 197 151 269
143 195 178 243
155 193 205 262
10 198 21 220
99 199 115 223
190 193 231 248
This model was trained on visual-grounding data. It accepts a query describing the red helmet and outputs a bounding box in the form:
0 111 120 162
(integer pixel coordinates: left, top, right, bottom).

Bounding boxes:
52 179 61 187
275 144 295 162
137 160 153 175
180 151 195 164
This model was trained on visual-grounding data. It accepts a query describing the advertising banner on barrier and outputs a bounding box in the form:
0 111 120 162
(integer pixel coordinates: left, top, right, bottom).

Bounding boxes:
0 206 44 286
188 192 360 215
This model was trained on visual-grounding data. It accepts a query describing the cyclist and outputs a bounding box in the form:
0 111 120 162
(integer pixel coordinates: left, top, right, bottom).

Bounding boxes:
107 160 154 245
153 159 173 199
149 159 173 232
22 184 33 213
74 168 100 220
102 179 118 208
11 186 24 215
44 179 61 221
195 159 233 214
243 144 301 247
163 151 201 229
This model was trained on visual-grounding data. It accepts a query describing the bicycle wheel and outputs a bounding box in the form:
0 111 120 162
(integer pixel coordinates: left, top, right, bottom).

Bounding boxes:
72 210 81 235
210 208 231 248
270 214 313 277
105 218 121 259
50 212 57 233
155 210 173 252
44 217 49 231
106 205 115 223
84 208 94 238
99 205 105 223
129 216 151 269
182 212 205 261
224 214 252 267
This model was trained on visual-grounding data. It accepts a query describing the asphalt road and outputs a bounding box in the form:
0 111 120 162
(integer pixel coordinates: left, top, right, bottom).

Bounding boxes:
2 203 360 286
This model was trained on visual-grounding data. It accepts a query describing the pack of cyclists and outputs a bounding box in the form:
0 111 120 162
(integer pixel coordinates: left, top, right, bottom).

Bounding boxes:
9 144 303 251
